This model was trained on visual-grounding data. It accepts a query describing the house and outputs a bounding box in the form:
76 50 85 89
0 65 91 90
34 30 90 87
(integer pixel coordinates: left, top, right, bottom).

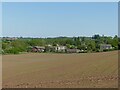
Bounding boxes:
31 46 45 52
66 49 80 53
100 44 112 51
54 46 67 52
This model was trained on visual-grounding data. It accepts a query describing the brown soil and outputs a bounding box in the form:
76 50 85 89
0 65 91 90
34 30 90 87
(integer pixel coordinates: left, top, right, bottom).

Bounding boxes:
2 51 118 88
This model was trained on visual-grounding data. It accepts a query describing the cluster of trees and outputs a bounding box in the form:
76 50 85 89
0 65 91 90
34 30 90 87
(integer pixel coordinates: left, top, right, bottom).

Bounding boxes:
1 34 120 54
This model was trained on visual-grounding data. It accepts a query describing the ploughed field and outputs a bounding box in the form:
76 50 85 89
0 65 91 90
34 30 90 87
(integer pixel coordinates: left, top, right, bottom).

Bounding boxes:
2 51 118 88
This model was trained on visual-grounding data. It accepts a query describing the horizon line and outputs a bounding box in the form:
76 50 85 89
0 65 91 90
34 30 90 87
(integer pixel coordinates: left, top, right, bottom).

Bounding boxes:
0 35 118 38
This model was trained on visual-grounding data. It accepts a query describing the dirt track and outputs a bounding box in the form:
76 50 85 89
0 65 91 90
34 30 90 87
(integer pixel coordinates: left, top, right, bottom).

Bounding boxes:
2 51 118 88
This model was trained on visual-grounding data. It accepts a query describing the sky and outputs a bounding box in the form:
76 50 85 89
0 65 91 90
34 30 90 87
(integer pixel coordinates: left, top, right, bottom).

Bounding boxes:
2 2 118 38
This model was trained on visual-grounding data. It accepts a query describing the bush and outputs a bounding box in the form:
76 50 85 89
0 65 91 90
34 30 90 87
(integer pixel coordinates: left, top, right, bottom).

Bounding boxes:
5 48 19 54
96 49 100 52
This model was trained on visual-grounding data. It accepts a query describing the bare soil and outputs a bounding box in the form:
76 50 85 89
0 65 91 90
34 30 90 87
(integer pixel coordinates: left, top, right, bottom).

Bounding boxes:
2 51 118 88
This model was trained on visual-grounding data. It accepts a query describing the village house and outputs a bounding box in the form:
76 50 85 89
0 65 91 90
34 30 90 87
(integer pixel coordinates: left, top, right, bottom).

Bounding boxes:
54 46 67 52
31 46 45 52
100 44 112 51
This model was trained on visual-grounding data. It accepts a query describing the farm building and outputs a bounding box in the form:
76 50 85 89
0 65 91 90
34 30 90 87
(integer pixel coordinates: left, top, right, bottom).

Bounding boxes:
100 44 112 51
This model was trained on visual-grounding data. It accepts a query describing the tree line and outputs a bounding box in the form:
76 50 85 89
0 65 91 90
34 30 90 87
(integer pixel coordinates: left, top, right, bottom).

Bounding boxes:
1 34 120 54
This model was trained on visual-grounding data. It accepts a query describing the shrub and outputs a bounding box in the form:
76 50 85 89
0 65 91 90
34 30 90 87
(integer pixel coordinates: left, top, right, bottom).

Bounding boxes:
5 48 19 54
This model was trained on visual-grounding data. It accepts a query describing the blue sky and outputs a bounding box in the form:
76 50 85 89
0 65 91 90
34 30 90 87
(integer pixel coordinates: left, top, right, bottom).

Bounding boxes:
2 2 118 37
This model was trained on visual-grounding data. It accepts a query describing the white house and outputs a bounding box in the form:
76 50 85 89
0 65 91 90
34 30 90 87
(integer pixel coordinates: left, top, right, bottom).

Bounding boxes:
100 44 112 51
54 46 67 52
